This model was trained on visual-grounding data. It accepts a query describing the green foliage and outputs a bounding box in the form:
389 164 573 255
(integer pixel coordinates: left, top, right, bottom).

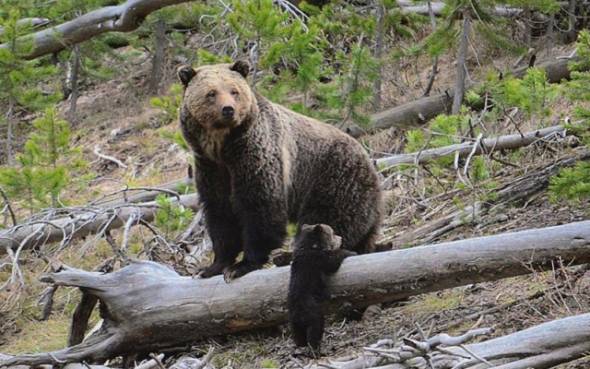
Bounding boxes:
159 130 189 152
469 156 490 182
150 83 183 125
567 30 590 144
549 162 590 203
154 194 194 238
339 44 379 126
196 49 232 65
484 67 556 125
0 9 59 110
0 108 86 214
413 0 544 58
550 31 590 203
404 113 471 165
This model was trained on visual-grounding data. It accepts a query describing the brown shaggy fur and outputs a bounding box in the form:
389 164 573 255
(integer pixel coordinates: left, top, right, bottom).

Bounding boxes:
178 61 382 280
288 224 354 353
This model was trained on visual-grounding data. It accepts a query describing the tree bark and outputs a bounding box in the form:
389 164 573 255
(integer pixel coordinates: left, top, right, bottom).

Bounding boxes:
375 125 566 168
4 97 15 165
68 44 81 123
397 2 522 17
1 220 589 366
0 0 192 60
566 0 578 42
149 18 166 95
372 0 385 111
452 12 470 115
422 0 438 97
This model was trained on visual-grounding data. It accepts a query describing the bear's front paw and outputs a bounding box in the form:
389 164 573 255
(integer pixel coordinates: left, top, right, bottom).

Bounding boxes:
197 262 227 278
222 261 261 282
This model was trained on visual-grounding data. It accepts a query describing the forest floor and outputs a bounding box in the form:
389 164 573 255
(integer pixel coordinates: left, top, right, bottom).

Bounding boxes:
0 38 589 369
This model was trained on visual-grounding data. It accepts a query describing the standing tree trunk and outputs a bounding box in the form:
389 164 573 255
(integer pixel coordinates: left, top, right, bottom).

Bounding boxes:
423 0 439 96
149 18 166 95
566 0 578 42
5 96 15 165
68 44 81 123
372 0 385 111
452 11 470 115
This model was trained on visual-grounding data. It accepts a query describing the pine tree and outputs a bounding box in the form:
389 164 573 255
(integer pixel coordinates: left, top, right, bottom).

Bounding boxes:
0 108 85 214
0 5 58 164
416 0 559 114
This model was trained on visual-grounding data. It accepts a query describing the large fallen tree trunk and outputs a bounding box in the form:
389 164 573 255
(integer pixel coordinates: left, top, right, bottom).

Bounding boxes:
374 124 566 168
1 220 589 366
0 0 193 60
311 313 590 369
0 193 199 256
367 56 579 133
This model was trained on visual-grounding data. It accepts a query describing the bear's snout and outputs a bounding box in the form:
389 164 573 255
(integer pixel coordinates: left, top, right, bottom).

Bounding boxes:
222 106 235 119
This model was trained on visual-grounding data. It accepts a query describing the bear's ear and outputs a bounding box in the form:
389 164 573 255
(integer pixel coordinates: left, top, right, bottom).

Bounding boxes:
177 65 197 86
230 60 250 78
312 224 325 236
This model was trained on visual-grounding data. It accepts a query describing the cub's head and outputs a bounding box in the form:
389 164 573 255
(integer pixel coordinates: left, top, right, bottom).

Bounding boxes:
177 61 256 130
294 224 342 253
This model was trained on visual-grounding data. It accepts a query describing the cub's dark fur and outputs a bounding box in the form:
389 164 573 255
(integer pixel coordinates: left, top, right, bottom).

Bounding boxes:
288 224 354 352
178 61 382 281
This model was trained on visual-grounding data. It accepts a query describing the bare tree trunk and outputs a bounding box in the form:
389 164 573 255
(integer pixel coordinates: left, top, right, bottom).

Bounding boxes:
372 0 385 111
1 220 590 366
452 12 470 115
422 0 438 97
5 97 15 165
566 0 578 42
68 44 81 123
149 18 166 95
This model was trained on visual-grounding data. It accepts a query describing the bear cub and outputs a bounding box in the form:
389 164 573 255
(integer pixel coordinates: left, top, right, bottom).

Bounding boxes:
288 224 355 354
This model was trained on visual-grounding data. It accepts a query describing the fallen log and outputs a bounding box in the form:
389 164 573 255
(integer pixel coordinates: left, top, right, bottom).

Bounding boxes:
1 220 589 366
0 0 194 60
0 193 199 256
311 313 590 369
92 177 192 208
374 124 566 168
367 56 579 134
398 2 522 17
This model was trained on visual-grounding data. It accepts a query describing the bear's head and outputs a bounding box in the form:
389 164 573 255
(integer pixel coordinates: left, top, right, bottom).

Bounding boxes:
178 61 256 130
294 224 342 252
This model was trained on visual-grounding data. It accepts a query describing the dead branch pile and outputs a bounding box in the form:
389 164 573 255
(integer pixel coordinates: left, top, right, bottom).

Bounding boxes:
1 220 589 366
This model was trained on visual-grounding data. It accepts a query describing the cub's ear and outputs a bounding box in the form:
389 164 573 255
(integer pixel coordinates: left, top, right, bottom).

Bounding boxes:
177 65 197 86
230 60 250 78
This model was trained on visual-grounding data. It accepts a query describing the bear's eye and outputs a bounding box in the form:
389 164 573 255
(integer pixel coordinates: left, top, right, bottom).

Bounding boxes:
231 89 240 97
206 90 216 98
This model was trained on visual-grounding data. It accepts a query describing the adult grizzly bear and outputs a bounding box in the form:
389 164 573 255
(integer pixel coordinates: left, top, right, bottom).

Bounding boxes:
178 61 382 281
